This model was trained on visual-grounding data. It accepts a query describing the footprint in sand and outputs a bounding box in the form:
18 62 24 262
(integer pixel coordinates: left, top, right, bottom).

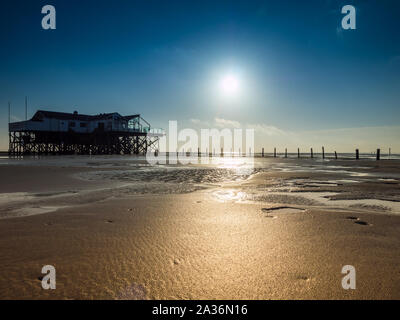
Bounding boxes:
297 275 312 282
261 207 305 215
354 220 371 226
172 258 184 266
105 220 114 223
127 208 135 215
345 216 372 226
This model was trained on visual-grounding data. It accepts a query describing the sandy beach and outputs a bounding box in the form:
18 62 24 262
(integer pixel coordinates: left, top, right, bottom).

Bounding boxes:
0 156 399 299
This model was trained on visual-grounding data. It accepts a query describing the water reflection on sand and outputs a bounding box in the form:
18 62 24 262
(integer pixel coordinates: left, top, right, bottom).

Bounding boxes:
1 155 400 217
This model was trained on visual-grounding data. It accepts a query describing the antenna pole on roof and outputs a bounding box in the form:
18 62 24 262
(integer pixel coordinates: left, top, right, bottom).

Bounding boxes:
25 96 28 120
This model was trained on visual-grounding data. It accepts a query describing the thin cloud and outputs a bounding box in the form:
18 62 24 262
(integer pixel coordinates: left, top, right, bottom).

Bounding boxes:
214 118 241 128
190 118 201 124
190 118 210 127
250 123 286 136
214 117 286 136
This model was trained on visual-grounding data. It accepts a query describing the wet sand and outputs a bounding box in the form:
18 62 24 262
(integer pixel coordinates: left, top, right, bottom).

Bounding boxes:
0 157 399 299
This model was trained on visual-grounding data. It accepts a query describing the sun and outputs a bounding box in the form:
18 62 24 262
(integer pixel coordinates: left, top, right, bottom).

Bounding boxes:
220 74 240 96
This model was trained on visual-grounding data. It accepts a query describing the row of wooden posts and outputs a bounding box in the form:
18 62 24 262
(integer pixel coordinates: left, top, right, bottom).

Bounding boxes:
263 147 382 161
181 147 384 160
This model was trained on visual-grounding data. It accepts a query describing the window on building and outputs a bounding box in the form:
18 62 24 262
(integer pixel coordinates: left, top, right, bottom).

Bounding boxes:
128 118 139 130
69 121 76 127
80 122 87 128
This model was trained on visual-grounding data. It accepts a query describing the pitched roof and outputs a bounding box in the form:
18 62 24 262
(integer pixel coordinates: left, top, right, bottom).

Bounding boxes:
31 110 139 122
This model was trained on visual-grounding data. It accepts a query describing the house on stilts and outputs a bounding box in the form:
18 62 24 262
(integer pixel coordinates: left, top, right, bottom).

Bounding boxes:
8 110 164 155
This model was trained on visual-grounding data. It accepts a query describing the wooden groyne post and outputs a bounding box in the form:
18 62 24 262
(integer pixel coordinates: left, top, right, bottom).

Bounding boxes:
274 147 276 158
356 149 359 160
262 148 264 157
310 148 313 158
322 146 325 159
334 151 337 159
376 148 380 160
297 148 300 158
285 148 287 158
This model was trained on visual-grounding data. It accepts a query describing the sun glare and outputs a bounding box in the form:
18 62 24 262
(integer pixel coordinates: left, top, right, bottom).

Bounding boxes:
220 74 240 96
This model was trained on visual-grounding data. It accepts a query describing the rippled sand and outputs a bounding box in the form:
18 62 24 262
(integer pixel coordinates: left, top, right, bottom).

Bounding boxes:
0 156 400 299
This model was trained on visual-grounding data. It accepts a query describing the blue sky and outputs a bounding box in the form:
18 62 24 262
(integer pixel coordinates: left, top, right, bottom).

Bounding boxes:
1 0 399 152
